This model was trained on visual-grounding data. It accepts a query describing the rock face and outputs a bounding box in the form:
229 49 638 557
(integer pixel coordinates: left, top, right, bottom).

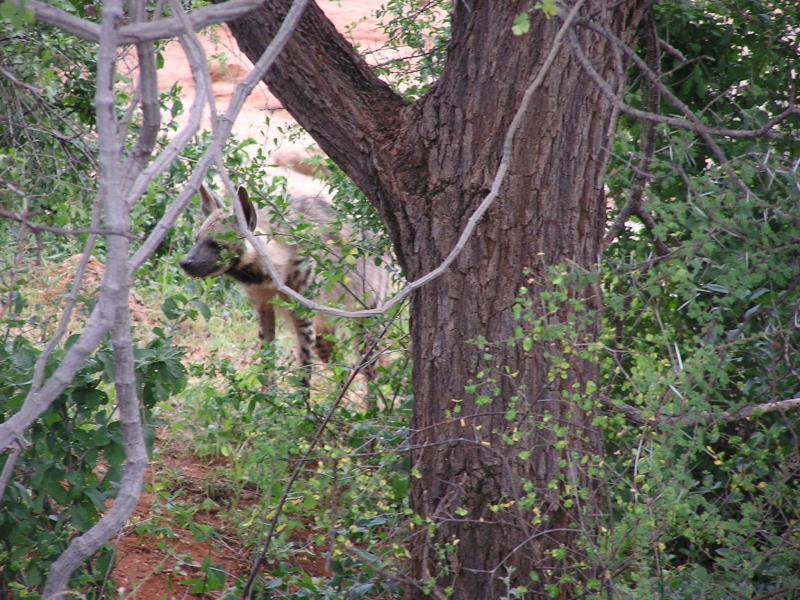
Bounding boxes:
156 1 389 181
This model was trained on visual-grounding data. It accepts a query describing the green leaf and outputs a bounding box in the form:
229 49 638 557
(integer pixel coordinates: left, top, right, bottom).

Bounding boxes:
162 296 181 320
541 0 559 17
512 13 530 36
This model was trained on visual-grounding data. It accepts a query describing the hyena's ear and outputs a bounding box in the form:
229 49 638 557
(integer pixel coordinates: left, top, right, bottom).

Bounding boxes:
200 185 222 216
238 186 258 232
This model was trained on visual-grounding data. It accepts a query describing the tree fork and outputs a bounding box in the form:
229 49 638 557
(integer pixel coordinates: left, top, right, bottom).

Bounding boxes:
224 0 648 596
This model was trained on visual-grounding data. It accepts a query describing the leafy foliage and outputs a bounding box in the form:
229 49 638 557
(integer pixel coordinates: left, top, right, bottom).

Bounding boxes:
595 0 800 596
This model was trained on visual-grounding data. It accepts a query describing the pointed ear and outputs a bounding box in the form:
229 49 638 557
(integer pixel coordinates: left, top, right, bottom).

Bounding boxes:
200 185 222 216
238 186 258 232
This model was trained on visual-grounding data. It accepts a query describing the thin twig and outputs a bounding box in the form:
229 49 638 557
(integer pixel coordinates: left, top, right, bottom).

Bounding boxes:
574 20 799 141
0 443 23 507
603 14 669 255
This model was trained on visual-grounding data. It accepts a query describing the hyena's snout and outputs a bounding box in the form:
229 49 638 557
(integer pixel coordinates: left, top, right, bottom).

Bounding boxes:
179 239 224 278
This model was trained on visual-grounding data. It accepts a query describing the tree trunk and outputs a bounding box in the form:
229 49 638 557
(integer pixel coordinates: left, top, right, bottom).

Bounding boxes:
226 0 648 596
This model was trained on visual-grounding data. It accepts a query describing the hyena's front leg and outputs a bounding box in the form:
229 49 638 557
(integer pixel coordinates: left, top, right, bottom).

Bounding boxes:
290 311 316 390
256 301 276 343
285 257 316 390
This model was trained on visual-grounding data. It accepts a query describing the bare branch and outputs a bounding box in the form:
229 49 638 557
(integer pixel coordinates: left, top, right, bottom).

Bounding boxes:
658 38 687 64
42 0 147 593
603 14 670 256
574 18 798 200
122 13 211 209
0 443 23 507
0 65 44 94
13 0 101 42
129 0 311 271
242 312 401 598
29 207 102 393
43 299 147 598
122 0 161 178
119 0 270 43
568 29 750 199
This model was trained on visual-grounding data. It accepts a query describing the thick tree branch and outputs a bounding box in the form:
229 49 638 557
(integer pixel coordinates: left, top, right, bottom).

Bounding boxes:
41 0 146 593
223 0 406 205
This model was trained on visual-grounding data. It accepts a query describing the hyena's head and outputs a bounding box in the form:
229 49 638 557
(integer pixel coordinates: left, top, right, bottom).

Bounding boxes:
180 186 259 279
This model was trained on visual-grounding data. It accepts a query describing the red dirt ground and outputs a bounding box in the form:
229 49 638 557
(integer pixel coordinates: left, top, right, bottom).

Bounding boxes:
111 435 252 599
109 431 332 598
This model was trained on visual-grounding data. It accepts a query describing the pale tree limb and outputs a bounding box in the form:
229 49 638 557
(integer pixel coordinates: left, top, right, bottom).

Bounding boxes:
0 296 118 451
1 0 314 592
122 0 161 179
0 443 23 507
41 0 144 594
29 200 102 394
122 21 211 209
129 0 312 271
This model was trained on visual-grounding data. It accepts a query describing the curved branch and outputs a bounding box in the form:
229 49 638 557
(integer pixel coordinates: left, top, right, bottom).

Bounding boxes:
604 14 669 256
219 0 588 319
129 0 311 271
570 20 800 140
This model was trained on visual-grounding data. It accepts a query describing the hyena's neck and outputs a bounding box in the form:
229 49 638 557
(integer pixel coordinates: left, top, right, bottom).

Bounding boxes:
228 260 270 285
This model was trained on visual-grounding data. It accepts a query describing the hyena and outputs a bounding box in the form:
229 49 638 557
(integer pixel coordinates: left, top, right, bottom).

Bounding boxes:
179 185 391 388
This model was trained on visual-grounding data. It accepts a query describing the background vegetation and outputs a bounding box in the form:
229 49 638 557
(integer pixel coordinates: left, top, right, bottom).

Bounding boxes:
1 0 798 598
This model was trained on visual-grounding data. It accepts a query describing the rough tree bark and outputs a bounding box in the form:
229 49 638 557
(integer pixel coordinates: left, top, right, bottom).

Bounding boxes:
226 0 648 596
